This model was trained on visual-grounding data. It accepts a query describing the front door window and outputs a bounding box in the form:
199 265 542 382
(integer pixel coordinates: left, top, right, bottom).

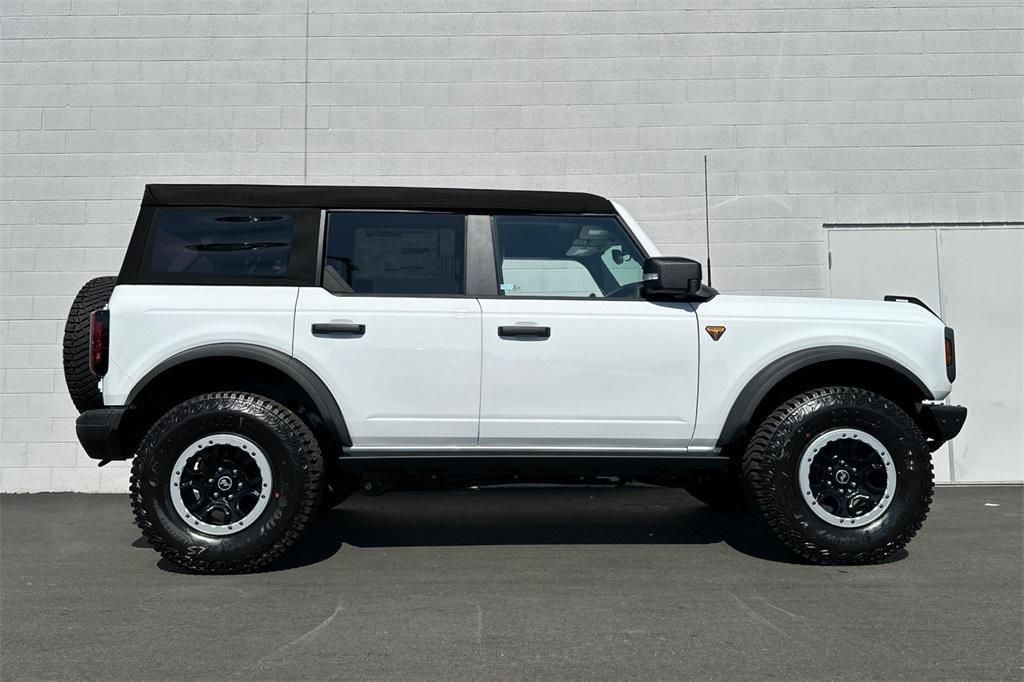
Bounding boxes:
492 215 645 299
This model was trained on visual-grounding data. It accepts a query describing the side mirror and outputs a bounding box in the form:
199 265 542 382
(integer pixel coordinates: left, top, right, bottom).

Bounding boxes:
641 257 716 302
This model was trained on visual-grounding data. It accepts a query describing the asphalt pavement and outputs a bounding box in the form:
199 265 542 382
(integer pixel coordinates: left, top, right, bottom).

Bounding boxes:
1 485 1021 680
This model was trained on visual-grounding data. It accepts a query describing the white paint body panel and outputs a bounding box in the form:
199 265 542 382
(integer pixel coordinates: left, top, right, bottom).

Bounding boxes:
688 294 951 449
292 288 482 448
103 285 299 405
478 298 699 449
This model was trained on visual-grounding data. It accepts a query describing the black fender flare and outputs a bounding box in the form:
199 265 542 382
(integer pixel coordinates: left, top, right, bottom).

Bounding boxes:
126 343 351 446
715 345 934 449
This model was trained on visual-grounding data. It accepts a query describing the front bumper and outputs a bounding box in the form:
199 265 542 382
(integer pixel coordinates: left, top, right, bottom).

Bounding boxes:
76 407 130 461
916 403 967 450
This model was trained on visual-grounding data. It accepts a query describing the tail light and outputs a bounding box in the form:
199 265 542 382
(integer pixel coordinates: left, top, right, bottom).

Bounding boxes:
89 310 109 377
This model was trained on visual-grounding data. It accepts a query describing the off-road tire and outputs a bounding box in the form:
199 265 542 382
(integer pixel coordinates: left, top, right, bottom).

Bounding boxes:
130 392 323 574
742 386 933 565
62 276 116 413
681 473 748 511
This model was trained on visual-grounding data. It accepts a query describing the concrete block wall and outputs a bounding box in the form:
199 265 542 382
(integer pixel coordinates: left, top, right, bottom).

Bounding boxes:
1 0 1022 492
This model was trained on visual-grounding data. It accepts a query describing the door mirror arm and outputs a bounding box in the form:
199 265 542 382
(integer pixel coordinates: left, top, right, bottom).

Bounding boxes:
641 257 718 303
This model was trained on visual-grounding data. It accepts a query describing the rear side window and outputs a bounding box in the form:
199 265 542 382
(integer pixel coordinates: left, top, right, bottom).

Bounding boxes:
141 208 319 285
323 212 466 295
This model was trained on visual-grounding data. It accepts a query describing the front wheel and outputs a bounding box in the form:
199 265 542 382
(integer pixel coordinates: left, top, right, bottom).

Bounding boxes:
130 392 323 573
742 386 933 565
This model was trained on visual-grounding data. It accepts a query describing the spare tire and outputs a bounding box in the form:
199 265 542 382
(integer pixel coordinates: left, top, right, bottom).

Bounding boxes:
63 276 117 413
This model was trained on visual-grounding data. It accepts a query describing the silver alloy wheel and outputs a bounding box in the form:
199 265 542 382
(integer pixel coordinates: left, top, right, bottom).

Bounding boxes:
169 433 273 536
798 428 897 528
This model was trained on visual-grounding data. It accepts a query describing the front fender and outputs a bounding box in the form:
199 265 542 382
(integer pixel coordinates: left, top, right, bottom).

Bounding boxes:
688 294 950 450
713 345 933 449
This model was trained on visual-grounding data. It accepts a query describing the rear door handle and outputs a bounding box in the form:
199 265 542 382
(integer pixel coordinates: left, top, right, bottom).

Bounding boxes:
498 325 550 338
312 323 365 337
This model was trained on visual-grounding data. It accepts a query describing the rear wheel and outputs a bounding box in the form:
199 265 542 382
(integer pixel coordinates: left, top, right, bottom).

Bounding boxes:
130 392 323 573
62 276 116 413
742 386 933 564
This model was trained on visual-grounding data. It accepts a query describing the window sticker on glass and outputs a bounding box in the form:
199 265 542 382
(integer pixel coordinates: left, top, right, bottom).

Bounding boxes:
353 228 453 280
324 212 466 295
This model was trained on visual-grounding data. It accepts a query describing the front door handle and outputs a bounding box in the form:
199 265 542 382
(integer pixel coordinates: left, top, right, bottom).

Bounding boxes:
498 325 550 338
312 323 365 337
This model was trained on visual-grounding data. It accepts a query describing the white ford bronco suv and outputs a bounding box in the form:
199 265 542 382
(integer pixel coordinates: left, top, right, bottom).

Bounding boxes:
66 184 966 573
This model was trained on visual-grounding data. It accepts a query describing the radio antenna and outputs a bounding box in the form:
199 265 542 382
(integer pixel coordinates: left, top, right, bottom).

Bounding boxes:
703 154 712 287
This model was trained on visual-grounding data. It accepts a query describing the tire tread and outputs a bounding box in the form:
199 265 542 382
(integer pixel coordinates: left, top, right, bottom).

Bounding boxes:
129 391 323 574
62 276 117 413
742 386 934 565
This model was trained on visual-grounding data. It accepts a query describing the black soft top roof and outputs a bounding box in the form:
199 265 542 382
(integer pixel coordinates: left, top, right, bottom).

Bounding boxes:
142 184 615 215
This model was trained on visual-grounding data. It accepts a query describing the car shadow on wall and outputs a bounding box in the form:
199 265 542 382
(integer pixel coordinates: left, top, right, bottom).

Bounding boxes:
154 486 908 573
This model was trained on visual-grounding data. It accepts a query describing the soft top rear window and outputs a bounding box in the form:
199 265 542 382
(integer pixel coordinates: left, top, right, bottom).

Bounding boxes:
135 207 319 285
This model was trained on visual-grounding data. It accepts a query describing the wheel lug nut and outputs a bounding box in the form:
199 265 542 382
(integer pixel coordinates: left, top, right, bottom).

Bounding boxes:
207 478 214 484
232 470 239 475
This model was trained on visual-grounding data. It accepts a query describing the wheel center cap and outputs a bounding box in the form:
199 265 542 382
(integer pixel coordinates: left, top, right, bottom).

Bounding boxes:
835 469 851 484
216 475 233 491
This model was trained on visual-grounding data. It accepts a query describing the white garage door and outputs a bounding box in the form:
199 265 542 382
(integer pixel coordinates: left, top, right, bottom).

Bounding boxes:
827 225 1023 484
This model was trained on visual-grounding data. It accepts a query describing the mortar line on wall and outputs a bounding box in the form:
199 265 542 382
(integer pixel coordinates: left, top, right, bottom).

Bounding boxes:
824 221 1024 228
303 0 310 184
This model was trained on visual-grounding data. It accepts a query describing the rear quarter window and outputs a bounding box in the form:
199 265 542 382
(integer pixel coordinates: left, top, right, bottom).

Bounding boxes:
139 208 319 285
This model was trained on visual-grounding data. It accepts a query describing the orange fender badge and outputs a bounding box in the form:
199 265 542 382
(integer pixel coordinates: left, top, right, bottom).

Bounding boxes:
705 325 726 341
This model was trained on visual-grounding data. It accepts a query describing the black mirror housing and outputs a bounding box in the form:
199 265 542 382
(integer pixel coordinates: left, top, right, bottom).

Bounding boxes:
642 257 717 302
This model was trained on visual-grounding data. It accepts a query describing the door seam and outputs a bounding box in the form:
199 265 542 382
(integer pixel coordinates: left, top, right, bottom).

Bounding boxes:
289 287 300 356
475 297 484 446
